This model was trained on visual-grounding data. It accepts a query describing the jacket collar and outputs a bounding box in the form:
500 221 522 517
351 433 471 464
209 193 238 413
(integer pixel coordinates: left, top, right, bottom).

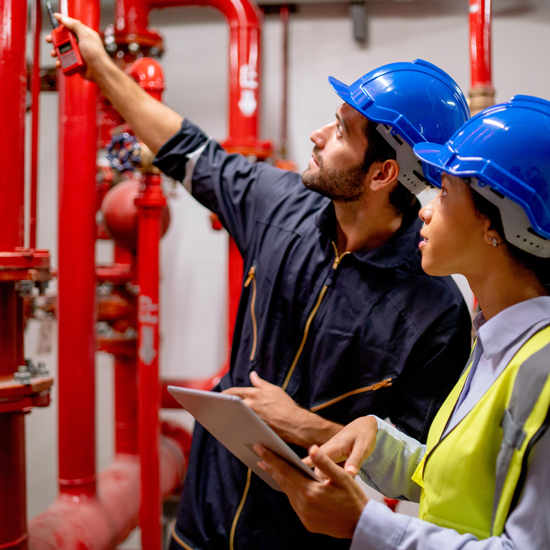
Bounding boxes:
315 199 422 269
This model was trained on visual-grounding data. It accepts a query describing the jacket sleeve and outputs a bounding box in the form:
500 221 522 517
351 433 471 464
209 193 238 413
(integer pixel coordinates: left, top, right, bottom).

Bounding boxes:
154 119 300 256
387 300 473 443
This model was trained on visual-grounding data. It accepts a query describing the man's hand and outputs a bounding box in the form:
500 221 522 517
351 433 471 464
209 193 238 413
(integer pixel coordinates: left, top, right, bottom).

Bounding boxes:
46 13 110 82
255 444 368 539
224 372 342 447
304 416 378 477
45 13 183 155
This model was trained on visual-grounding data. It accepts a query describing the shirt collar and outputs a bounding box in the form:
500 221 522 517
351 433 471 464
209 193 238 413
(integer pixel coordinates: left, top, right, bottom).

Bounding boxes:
315 199 422 269
474 296 550 359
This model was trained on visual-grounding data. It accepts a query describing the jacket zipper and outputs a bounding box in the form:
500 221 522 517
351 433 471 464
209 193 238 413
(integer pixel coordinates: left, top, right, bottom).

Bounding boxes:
282 242 349 390
244 264 257 361
310 377 394 412
230 243 348 549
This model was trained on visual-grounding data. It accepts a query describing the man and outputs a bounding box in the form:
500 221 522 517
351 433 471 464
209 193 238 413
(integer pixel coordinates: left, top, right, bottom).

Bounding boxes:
49 15 472 550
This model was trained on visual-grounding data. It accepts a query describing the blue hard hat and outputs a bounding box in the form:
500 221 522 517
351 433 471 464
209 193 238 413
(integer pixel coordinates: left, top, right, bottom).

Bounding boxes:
414 95 550 257
329 59 470 194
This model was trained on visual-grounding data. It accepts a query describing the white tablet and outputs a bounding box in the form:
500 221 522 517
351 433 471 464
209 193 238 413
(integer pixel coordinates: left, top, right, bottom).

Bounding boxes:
167 385 322 491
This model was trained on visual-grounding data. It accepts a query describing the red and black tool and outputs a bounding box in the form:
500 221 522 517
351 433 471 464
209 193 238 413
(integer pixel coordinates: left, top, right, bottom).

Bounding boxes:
46 2 86 76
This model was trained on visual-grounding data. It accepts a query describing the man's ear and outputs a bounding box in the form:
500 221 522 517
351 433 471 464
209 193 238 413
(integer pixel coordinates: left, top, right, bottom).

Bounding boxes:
369 159 400 191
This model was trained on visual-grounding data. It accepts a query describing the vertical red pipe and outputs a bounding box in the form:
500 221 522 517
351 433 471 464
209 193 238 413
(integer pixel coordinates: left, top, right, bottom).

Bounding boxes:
0 413 27 550
115 0 150 34
0 285 20 376
30 0 42 250
57 0 100 499
0 285 27 550
135 174 166 550
115 355 139 455
469 0 494 114
0 2 29 547
469 0 491 87
0 0 27 251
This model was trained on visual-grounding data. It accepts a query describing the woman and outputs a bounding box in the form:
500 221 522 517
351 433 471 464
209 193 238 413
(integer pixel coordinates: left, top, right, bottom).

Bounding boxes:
256 95 550 549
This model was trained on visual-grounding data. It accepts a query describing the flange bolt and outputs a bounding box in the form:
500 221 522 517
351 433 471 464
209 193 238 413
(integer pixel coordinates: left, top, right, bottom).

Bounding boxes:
14 365 32 385
37 362 50 377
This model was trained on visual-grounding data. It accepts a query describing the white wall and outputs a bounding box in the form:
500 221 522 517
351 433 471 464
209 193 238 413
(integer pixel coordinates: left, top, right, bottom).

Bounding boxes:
23 0 550 541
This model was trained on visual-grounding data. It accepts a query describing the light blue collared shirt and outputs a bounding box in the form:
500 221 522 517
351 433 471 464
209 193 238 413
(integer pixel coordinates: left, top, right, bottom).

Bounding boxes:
351 296 550 550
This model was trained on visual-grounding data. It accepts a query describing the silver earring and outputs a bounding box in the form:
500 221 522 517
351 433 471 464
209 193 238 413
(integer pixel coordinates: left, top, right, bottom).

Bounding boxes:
492 238 498 247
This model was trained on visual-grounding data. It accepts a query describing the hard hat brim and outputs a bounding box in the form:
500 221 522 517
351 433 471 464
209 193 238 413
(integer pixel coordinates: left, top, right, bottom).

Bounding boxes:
328 76 358 111
413 143 447 188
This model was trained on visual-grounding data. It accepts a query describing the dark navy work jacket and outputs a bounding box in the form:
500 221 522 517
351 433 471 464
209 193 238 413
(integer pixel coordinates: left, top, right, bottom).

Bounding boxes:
155 120 472 550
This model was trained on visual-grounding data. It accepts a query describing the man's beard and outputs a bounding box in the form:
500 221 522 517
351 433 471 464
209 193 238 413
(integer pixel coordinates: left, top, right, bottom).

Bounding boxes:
302 152 367 203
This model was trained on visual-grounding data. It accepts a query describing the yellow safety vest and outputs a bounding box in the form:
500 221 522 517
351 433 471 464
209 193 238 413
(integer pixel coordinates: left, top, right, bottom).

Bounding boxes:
412 325 550 539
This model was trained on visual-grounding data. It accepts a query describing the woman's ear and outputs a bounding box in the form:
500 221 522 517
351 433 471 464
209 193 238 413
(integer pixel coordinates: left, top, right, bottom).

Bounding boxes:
369 159 400 191
483 222 504 249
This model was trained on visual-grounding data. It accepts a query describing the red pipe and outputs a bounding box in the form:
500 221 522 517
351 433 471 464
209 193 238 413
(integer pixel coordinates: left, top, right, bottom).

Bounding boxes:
0 413 27 550
0 0 27 251
0 2 29 548
57 0 100 499
30 0 42 250
469 0 491 87
0 285 21 377
135 173 167 550
116 0 271 154
28 445 184 550
468 0 494 113
115 355 139 454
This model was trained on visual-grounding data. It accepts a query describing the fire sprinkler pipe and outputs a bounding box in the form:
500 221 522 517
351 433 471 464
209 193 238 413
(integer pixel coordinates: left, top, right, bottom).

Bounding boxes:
115 0 271 156
56 0 100 501
28 445 184 550
469 0 495 114
30 0 42 250
0 2 41 550
135 173 167 550
0 0 27 252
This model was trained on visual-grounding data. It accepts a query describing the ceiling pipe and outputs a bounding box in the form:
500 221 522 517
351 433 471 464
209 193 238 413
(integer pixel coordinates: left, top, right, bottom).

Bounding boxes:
469 0 495 114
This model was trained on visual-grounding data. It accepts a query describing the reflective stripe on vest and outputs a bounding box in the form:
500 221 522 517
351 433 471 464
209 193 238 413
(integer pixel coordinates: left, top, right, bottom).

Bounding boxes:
412 325 550 539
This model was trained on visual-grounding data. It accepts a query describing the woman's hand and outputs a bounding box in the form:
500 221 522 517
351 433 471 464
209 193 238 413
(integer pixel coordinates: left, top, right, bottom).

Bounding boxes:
256 444 368 539
305 415 378 477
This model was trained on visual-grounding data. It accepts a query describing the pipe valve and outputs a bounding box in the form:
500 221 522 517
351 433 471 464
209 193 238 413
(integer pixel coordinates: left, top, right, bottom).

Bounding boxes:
107 132 141 173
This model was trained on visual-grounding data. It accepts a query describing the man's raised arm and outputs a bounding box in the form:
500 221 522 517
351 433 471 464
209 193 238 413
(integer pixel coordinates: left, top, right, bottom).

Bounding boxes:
47 14 183 155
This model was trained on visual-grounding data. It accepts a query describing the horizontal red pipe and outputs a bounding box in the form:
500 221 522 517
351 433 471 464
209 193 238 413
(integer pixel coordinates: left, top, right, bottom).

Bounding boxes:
469 0 492 87
28 444 184 550
116 0 260 32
